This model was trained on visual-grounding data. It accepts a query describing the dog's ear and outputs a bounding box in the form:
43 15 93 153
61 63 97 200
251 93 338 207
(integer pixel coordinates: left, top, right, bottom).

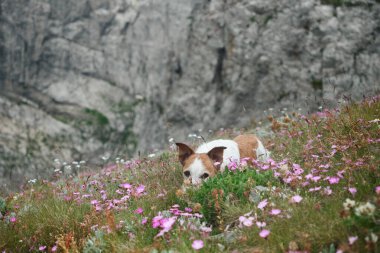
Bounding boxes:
207 147 226 170
175 143 194 166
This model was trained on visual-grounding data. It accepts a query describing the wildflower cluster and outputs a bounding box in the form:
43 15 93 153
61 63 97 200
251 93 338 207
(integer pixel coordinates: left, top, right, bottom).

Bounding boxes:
0 96 379 252
151 204 210 239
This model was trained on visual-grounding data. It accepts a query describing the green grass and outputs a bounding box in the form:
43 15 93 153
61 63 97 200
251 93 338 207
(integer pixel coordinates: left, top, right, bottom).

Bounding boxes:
0 96 379 252
185 169 277 229
84 108 109 126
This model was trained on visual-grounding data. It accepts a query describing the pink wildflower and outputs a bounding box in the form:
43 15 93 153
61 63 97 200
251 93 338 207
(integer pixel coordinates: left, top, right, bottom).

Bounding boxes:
348 236 358 245
161 217 176 229
291 195 303 203
141 217 148 225
240 157 250 166
155 217 177 237
52 245 57 252
239 216 253 227
292 164 304 175
115 189 124 195
152 215 163 228
270 209 281 215
38 246 46 251
10 217 16 223
258 199 268 210
120 195 130 201
192 240 204 250
324 187 332 196
305 174 313 180
91 200 99 205
157 192 166 198
259 229 270 238
348 187 357 196
200 225 212 233
119 183 132 189
309 186 322 192
328 177 340 184
228 159 239 171
375 186 380 195
134 207 143 214
319 164 330 169
136 185 146 194
256 221 266 228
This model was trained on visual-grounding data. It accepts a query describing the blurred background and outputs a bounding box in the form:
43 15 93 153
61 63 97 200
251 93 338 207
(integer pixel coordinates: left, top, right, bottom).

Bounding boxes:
0 0 379 192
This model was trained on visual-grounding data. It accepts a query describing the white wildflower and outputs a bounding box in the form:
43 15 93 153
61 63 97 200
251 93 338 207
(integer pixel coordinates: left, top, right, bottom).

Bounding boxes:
355 202 376 216
343 198 356 211
148 154 156 158
28 179 37 184
135 94 144 100
365 233 378 243
368 119 379 123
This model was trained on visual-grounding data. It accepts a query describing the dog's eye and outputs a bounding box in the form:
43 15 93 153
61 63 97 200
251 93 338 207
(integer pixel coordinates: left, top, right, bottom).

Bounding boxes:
201 173 209 179
184 171 190 177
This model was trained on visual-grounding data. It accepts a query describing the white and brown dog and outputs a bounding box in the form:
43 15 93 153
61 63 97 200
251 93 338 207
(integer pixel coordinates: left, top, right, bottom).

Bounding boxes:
176 134 270 185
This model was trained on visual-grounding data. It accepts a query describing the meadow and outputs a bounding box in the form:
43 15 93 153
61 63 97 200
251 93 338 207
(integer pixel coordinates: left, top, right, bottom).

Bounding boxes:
0 96 379 252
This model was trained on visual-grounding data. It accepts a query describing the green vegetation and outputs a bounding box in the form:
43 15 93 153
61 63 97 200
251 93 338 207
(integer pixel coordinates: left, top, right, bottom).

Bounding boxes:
186 169 276 229
321 0 379 7
84 108 109 126
321 0 344 6
311 78 323 91
0 96 379 252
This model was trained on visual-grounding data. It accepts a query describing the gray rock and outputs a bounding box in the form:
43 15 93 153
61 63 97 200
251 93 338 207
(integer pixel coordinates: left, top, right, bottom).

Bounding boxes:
0 0 380 191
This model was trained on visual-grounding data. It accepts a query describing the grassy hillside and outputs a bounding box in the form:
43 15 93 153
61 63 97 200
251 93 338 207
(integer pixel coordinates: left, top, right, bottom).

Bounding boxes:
1 96 379 252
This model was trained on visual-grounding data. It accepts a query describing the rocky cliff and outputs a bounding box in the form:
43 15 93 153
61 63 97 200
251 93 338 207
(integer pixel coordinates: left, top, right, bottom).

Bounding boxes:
1 0 379 192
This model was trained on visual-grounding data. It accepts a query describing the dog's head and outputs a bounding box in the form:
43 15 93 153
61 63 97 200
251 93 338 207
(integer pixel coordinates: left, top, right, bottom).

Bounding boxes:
175 143 226 185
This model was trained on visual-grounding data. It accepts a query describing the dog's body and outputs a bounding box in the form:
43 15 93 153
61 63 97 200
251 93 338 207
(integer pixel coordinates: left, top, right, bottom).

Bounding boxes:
176 134 270 185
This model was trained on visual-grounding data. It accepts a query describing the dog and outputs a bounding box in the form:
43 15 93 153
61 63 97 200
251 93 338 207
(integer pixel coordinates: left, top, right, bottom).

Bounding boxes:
176 134 270 185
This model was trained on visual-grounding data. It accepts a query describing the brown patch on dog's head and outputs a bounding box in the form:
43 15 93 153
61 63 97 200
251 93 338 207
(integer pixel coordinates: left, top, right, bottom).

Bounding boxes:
207 146 226 171
175 143 194 166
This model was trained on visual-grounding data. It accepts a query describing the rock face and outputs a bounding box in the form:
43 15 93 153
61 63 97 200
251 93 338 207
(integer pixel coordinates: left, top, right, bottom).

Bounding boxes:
0 0 379 191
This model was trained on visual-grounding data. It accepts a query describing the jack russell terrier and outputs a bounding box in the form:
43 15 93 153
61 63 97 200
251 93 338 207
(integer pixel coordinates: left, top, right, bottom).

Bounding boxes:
176 134 270 185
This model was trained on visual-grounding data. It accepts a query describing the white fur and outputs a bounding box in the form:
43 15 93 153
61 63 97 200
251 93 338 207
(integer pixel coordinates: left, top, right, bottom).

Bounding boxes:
186 158 207 185
256 139 270 162
196 140 240 172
